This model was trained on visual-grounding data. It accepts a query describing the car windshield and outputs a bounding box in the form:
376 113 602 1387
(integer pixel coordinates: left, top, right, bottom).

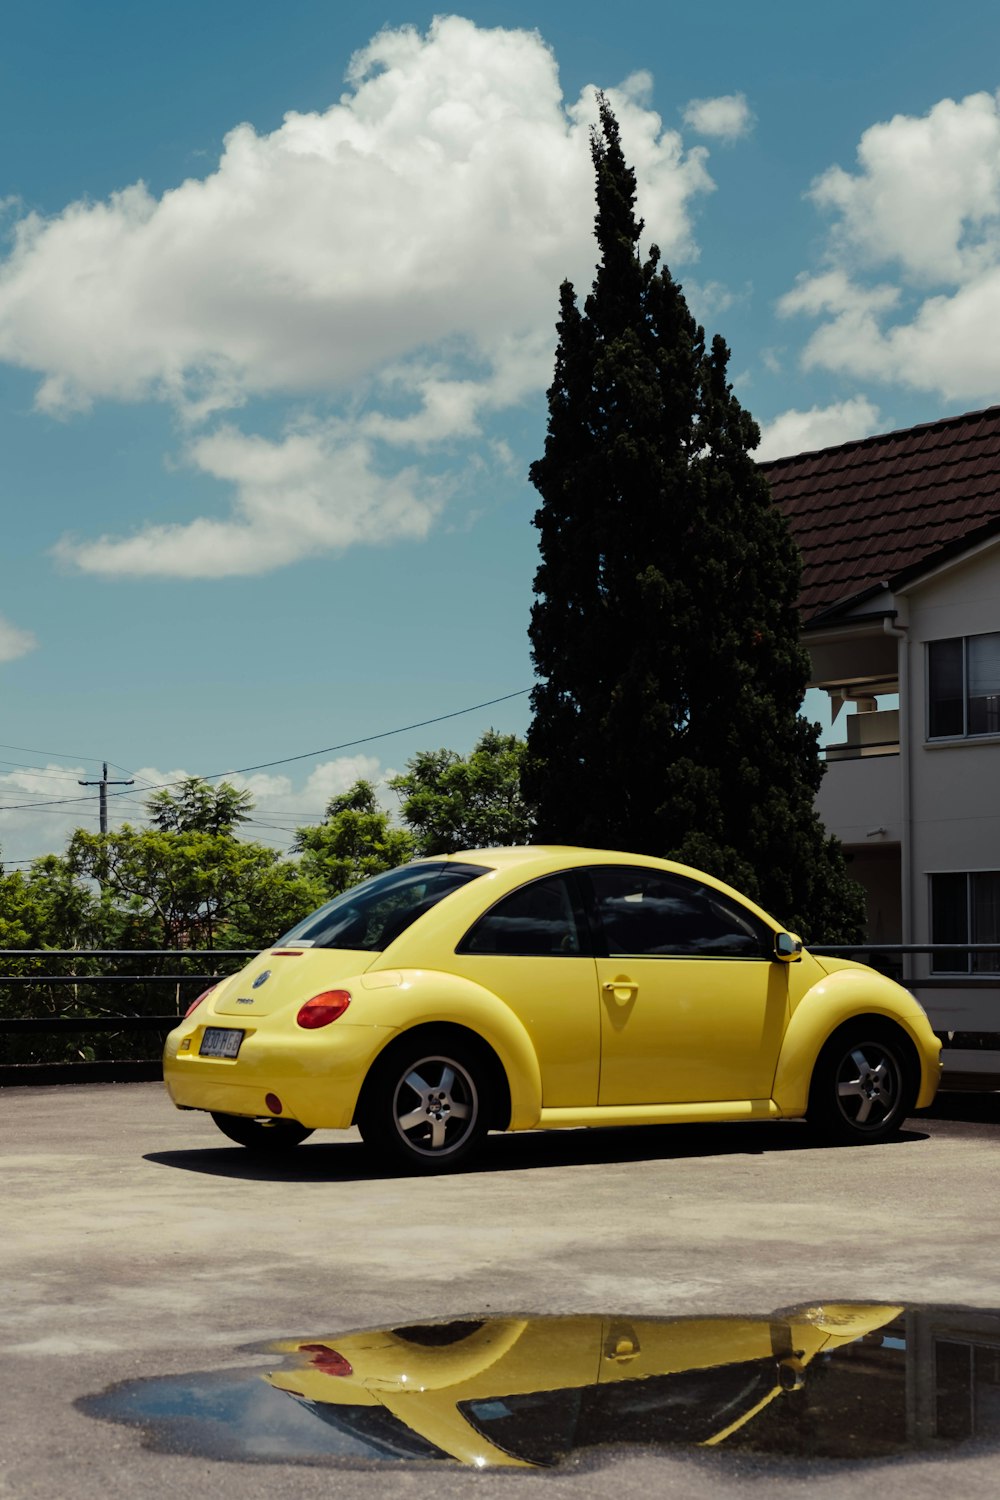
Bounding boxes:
276 862 490 952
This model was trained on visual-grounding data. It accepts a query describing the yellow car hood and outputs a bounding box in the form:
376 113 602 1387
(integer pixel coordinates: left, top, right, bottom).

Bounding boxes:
212 948 372 1018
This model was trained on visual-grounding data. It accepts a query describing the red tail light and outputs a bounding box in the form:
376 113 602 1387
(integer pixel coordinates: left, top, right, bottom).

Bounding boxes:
300 1344 353 1377
185 984 217 1018
296 990 351 1028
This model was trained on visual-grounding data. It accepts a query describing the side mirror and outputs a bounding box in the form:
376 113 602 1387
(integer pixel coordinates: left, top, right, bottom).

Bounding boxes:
774 931 803 962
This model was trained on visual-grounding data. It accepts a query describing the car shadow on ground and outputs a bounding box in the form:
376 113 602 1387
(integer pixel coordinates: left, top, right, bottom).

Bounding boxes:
144 1118 929 1183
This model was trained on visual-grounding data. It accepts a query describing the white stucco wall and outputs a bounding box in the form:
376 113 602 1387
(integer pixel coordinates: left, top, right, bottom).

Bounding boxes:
901 541 1000 947
805 541 1000 1038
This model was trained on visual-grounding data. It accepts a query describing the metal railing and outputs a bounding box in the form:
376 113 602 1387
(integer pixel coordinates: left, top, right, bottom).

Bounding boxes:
0 949 257 1085
821 740 901 760
2 943 998 1086
811 941 1000 979
805 943 1000 1069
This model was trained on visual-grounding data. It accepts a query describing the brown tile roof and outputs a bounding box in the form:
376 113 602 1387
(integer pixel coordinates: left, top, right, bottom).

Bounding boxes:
759 405 1000 625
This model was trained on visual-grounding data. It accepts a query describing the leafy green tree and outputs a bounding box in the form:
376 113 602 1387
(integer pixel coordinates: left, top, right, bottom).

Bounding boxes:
0 851 142 1064
294 780 415 897
525 97 863 942
389 730 531 855
0 791 322 1066
0 853 115 950
147 777 253 835
69 777 320 950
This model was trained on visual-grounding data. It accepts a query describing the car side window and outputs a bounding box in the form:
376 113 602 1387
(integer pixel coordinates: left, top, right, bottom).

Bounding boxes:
586 867 769 959
457 875 587 957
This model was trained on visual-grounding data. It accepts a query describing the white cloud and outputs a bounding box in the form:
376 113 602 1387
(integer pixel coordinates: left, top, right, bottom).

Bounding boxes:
0 616 37 662
783 90 1000 402
226 756 384 817
55 421 444 578
0 762 104 864
0 755 386 866
809 92 1000 284
683 277 748 322
0 19 716 579
778 270 901 321
682 93 754 142
756 397 882 461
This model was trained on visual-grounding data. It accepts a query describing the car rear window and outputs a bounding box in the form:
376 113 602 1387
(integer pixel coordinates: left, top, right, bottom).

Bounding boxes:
276 862 490 951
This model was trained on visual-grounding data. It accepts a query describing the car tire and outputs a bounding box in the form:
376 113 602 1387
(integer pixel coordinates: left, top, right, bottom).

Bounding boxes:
210 1112 314 1151
806 1024 917 1145
357 1035 491 1173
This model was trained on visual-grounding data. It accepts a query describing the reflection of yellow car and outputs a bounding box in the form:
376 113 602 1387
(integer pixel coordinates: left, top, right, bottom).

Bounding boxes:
264 1305 904 1467
163 846 940 1169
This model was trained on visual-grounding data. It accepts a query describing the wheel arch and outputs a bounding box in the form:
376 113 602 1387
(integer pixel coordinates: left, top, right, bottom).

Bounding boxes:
772 973 929 1117
351 971 543 1130
806 1014 922 1103
353 1021 516 1133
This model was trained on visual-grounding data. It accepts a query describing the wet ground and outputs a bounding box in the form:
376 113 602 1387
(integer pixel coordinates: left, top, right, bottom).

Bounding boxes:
82 1305 1000 1469
2 1083 1000 1497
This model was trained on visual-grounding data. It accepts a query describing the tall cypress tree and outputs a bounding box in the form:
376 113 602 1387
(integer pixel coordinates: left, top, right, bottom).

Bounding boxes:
525 97 863 942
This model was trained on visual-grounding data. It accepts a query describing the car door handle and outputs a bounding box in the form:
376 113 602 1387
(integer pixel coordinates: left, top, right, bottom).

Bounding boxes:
603 978 638 999
603 1321 641 1363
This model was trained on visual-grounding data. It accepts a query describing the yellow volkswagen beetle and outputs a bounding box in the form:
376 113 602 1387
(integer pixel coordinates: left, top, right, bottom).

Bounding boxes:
162 846 940 1169
263 1304 905 1467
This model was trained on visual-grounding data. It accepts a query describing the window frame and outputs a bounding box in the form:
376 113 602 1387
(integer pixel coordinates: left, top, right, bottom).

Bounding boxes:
579 865 774 962
929 870 1000 976
927 631 1000 741
455 870 594 959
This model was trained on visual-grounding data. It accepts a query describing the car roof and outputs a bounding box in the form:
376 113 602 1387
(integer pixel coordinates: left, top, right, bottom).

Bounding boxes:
432 845 651 867
421 846 784 932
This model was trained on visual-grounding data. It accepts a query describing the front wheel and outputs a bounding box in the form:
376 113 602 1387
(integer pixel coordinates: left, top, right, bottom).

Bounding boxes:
357 1040 490 1173
807 1027 916 1145
210 1112 313 1152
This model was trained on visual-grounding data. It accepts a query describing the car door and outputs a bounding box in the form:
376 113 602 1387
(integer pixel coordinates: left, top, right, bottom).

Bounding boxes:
583 866 788 1106
449 872 602 1108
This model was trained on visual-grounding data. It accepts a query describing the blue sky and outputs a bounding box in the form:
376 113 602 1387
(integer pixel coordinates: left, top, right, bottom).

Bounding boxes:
4 0 1000 864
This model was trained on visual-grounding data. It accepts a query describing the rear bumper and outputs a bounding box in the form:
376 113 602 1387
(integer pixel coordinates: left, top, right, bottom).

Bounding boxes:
162 1020 397 1129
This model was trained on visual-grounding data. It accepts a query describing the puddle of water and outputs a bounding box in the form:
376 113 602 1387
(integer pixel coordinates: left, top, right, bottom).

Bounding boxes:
79 1303 1000 1470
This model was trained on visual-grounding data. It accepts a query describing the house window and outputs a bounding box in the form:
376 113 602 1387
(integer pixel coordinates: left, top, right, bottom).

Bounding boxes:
928 633 1000 738
930 872 1000 974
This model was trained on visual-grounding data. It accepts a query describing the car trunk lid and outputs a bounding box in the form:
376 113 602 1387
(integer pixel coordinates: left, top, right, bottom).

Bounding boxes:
212 948 372 1017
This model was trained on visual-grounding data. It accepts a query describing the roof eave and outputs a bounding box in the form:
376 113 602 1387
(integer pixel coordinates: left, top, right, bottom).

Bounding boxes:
799 514 1000 628
800 583 893 631
885 515 1000 597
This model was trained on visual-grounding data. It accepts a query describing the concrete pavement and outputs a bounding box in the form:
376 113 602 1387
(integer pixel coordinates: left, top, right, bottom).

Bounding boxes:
1 1083 999 1498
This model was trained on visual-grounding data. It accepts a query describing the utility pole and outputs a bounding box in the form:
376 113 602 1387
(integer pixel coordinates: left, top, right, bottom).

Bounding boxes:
78 762 134 834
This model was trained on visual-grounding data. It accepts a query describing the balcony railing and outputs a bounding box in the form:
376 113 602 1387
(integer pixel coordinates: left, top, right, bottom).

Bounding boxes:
822 706 900 761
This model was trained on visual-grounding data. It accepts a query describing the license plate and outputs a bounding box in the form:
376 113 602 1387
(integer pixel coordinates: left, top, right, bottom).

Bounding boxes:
199 1027 244 1059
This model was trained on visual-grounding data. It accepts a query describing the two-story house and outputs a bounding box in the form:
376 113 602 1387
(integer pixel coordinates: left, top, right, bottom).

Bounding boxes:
762 405 1000 1084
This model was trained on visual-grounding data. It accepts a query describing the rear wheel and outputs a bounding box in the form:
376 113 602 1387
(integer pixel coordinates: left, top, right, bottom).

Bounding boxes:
210 1112 313 1152
357 1037 490 1173
807 1026 916 1144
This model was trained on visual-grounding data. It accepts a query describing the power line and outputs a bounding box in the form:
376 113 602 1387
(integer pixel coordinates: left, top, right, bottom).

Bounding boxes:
0 739 101 763
106 761 160 790
0 761 89 781
0 688 532 814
